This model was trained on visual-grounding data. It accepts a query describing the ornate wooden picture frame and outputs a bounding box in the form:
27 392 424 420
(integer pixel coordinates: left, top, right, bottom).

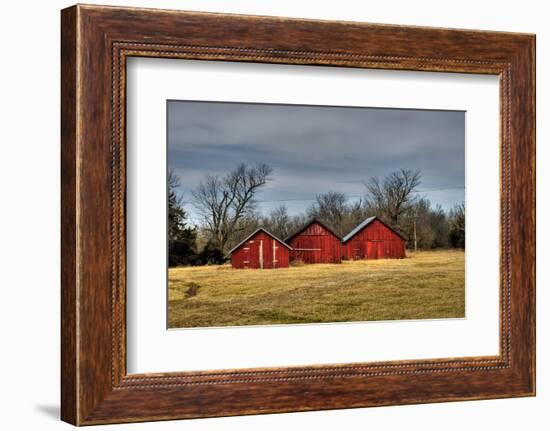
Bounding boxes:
61 4 535 425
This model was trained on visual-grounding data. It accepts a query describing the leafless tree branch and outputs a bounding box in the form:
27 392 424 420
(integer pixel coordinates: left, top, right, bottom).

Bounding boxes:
192 163 272 251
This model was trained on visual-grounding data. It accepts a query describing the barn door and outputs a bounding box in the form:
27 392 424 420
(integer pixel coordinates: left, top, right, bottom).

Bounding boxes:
367 241 378 259
352 241 362 260
377 242 385 259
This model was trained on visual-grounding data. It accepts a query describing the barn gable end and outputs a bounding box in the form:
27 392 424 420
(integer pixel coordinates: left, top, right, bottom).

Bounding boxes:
229 228 291 269
341 217 406 260
285 219 342 264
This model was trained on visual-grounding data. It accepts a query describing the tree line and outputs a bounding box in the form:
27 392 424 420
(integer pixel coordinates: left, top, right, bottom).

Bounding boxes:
168 164 465 266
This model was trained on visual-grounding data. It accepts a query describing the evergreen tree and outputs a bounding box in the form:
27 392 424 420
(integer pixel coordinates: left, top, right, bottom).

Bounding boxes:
448 203 466 249
168 170 197 266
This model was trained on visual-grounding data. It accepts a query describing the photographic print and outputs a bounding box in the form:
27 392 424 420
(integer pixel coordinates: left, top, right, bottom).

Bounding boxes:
167 100 466 329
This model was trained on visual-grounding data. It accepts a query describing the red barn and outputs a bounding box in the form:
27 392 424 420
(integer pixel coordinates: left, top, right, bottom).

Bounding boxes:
229 228 291 269
341 216 406 260
285 219 342 264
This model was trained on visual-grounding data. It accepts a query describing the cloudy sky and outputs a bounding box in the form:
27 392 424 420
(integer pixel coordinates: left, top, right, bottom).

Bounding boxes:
167 100 465 224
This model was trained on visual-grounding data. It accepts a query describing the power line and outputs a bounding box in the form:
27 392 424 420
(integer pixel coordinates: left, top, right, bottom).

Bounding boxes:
414 186 465 193
254 186 465 204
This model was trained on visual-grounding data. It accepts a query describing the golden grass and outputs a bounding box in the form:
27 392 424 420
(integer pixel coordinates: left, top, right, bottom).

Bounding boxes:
168 249 465 328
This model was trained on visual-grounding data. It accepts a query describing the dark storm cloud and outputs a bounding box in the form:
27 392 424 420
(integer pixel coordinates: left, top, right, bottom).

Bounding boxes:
167 100 465 222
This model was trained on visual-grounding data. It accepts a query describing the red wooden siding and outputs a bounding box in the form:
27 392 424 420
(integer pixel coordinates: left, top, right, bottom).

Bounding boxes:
231 230 290 269
287 221 341 264
342 219 406 260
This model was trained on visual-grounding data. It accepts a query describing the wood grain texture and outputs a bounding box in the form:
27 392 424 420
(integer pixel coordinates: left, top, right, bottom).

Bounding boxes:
60 4 535 425
341 219 406 260
288 221 343 264
230 229 291 269
60 5 78 425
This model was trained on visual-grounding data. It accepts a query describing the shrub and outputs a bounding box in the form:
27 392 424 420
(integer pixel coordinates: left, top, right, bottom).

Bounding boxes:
197 242 226 265
185 282 201 298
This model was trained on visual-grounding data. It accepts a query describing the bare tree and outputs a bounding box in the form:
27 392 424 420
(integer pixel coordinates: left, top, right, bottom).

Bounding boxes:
262 205 292 239
400 198 449 250
307 191 371 237
364 169 421 227
448 202 465 249
307 191 348 235
345 199 371 235
192 163 272 252
286 213 310 237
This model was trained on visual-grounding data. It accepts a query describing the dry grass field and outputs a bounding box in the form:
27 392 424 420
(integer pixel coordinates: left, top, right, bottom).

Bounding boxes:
168 249 465 328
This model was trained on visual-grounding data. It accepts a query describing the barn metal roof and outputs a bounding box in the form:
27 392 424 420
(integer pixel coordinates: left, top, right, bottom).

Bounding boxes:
284 218 341 243
228 227 293 254
341 216 376 243
341 216 408 242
